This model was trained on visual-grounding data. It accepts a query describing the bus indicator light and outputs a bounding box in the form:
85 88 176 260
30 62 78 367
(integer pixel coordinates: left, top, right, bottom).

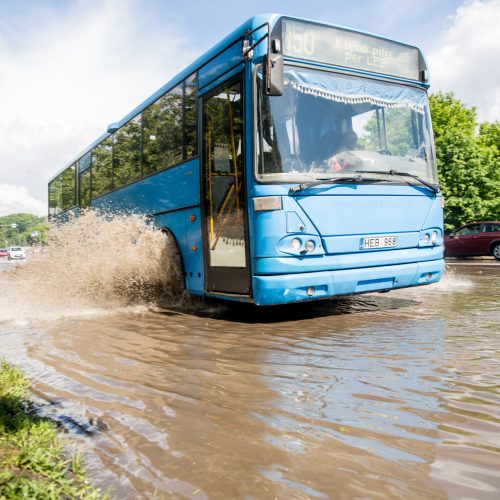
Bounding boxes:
192 245 198 252
189 215 196 222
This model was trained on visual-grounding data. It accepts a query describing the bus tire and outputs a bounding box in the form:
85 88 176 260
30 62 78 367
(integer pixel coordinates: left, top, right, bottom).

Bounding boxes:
161 229 186 295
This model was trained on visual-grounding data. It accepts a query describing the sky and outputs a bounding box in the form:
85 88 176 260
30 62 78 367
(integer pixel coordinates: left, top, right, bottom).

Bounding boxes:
0 0 499 216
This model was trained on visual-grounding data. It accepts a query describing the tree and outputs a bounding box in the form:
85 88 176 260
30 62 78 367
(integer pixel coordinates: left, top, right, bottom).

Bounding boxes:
478 121 500 155
361 108 420 156
477 121 500 220
0 214 48 247
429 92 476 140
429 92 500 231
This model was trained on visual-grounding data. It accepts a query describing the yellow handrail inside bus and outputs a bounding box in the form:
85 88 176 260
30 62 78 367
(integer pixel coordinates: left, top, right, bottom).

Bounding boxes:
211 182 243 251
207 121 214 239
226 89 240 210
216 182 235 221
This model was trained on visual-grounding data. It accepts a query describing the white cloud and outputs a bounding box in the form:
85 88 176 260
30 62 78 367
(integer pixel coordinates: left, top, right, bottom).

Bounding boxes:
0 184 46 216
0 0 197 214
428 0 500 122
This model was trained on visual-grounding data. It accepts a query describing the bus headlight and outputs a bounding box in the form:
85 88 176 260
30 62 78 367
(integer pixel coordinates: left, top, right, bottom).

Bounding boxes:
423 233 430 244
431 230 438 244
305 240 315 253
278 235 323 256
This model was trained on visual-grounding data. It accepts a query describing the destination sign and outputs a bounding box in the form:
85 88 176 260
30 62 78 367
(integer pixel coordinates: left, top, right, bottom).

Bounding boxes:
282 20 420 81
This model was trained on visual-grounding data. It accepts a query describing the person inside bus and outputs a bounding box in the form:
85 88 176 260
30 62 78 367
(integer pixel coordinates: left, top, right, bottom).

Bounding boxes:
325 130 361 173
338 130 358 152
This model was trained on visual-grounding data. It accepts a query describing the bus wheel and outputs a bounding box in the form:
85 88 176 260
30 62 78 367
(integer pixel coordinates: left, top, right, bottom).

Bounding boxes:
492 243 500 261
162 230 186 294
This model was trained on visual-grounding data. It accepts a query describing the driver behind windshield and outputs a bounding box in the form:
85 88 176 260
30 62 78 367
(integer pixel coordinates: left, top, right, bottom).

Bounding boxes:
315 129 363 173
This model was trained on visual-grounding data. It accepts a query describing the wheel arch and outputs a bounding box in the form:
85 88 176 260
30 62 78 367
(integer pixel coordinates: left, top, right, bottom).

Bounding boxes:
159 226 187 286
489 239 500 256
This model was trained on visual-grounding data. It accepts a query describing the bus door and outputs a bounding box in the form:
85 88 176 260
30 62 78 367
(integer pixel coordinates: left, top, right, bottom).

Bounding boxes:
201 77 251 295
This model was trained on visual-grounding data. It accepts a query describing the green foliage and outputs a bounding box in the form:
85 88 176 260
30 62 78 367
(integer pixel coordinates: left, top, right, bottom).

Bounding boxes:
0 361 104 499
429 92 477 140
361 108 417 156
429 92 500 231
478 121 500 156
0 214 48 247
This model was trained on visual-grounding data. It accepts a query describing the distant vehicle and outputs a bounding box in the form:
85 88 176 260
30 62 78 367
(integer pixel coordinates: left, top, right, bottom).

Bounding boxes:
7 247 26 260
0 248 7 257
445 222 500 260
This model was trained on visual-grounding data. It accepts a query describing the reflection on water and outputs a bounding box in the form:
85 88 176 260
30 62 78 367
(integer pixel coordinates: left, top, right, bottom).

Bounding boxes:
1 258 499 498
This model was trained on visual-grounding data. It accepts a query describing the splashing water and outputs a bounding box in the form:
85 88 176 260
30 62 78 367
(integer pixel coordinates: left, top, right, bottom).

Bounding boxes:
431 265 474 291
0 211 185 322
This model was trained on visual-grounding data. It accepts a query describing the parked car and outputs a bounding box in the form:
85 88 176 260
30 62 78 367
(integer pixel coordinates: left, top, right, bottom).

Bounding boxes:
0 248 8 257
444 222 500 260
7 246 26 260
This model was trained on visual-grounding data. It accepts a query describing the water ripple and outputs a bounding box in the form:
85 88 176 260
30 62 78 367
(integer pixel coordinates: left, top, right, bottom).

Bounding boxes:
0 263 498 498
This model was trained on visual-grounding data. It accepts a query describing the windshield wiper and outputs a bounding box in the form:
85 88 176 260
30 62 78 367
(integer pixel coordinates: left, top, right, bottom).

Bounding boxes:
289 174 382 195
356 170 440 195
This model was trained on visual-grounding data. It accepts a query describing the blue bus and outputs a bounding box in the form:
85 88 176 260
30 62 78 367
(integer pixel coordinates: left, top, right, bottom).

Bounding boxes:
48 14 444 306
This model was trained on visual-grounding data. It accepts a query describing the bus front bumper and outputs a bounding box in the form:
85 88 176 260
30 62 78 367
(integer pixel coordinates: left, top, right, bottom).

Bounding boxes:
252 259 445 306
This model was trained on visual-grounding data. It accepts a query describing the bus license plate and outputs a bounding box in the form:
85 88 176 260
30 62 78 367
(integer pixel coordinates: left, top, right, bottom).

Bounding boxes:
361 236 397 249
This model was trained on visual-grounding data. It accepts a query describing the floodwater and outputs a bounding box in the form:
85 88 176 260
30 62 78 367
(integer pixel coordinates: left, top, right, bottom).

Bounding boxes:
0 218 499 499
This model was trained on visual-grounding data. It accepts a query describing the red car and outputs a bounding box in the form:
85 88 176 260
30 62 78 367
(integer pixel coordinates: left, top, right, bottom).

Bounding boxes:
0 248 8 257
445 221 500 260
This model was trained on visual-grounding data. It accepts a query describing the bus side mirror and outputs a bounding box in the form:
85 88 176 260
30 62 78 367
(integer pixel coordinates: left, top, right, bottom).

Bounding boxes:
264 54 284 96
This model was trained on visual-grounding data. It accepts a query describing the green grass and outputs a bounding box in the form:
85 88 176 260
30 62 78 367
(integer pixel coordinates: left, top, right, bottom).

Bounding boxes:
0 360 104 499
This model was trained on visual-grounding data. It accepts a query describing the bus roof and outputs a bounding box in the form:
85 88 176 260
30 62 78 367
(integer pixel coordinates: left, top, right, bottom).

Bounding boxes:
49 13 426 182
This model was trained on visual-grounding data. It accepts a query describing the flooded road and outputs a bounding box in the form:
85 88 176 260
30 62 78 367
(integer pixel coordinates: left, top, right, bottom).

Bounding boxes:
1 261 499 499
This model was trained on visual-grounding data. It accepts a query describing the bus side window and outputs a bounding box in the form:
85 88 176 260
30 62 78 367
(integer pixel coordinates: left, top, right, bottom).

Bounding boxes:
49 175 62 216
79 169 91 209
184 73 197 160
78 152 91 208
143 84 183 175
113 115 142 189
92 137 113 198
61 163 77 211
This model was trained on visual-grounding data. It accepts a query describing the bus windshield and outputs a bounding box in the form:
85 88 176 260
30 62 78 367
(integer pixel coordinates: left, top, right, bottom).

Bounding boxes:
257 65 437 185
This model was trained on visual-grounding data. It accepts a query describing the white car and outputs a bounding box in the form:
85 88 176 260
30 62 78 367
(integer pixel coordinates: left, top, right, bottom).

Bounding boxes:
8 247 26 260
